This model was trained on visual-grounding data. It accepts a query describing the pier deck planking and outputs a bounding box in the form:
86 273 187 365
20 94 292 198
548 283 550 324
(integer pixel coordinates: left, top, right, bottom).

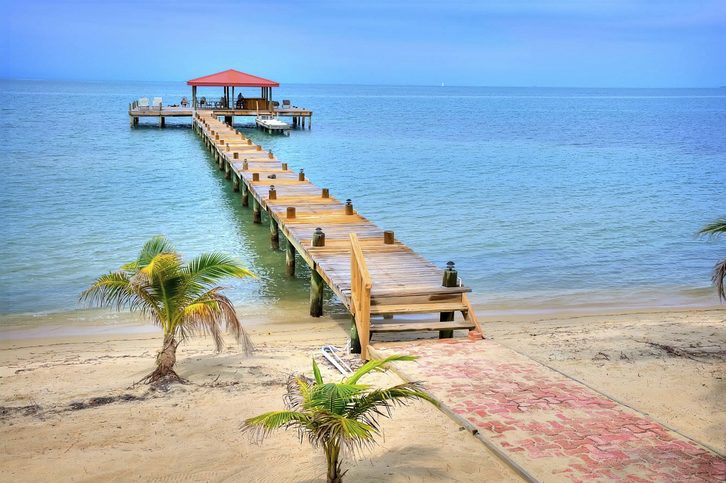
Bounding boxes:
193 112 482 357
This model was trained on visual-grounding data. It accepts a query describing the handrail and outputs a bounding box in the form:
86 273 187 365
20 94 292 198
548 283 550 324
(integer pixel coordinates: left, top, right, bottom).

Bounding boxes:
349 233 372 359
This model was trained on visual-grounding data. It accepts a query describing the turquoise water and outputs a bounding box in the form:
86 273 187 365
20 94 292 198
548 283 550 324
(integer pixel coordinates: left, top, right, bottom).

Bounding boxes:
0 80 724 316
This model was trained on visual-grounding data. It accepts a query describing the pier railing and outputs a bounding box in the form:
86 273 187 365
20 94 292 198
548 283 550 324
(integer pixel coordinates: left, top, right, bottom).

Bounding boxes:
129 101 187 112
349 233 372 358
194 98 273 110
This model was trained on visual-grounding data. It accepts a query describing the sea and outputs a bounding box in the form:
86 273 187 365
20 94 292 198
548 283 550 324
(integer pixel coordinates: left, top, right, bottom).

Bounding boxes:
1 80 724 322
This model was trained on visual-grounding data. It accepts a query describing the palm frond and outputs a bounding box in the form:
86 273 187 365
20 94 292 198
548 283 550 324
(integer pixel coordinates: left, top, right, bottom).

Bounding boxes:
241 410 312 443
186 252 254 285
347 382 437 425
140 252 182 280
306 382 368 414
178 300 223 347
173 289 253 354
699 217 726 239
136 235 177 268
284 374 314 410
79 271 153 314
210 291 254 354
312 413 378 454
345 354 418 384
312 358 324 384
712 258 726 301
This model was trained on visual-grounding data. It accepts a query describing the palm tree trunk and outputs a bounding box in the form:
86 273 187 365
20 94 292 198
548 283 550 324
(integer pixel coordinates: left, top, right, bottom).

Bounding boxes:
325 442 344 483
141 334 182 384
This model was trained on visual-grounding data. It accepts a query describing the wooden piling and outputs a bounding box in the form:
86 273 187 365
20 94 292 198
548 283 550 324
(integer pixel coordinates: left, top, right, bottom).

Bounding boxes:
242 183 249 207
252 198 262 224
312 227 326 247
286 207 296 219
345 199 354 215
298 169 305 181
322 188 329 198
384 230 395 244
252 172 260 182
286 240 296 276
270 218 280 250
439 261 458 338
233 175 240 192
350 318 362 354
310 228 326 317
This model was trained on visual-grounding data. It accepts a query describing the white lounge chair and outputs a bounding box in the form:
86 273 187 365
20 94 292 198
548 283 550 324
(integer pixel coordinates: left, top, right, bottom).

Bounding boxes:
281 99 291 110
152 97 162 108
138 97 149 110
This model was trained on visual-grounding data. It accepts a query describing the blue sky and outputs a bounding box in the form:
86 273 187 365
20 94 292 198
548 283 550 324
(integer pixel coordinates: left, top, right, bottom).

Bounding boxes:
2 0 725 87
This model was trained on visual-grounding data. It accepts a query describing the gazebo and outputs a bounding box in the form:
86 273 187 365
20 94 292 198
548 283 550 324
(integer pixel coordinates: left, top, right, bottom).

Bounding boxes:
186 69 280 111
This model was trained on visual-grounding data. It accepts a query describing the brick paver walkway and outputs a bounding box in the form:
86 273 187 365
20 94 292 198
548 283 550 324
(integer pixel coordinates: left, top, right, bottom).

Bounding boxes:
371 339 725 482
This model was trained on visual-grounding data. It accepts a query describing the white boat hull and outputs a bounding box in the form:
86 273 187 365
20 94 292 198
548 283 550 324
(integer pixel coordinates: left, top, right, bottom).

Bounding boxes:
256 116 290 133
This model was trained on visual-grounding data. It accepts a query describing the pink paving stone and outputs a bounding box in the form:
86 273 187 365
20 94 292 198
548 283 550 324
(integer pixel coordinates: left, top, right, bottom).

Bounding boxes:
372 338 726 483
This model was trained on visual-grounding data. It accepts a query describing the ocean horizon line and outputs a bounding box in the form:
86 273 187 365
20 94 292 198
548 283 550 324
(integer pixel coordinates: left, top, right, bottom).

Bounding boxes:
1 77 724 90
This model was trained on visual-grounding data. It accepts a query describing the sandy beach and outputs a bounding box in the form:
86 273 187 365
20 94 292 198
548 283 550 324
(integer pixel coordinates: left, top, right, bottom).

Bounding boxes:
0 305 724 482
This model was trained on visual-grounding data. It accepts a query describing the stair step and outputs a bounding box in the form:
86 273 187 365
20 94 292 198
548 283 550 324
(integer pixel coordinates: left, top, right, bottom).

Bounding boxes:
369 302 468 315
370 321 475 333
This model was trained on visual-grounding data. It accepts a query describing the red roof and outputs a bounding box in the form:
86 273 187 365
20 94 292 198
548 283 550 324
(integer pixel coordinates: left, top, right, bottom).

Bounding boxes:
186 69 279 87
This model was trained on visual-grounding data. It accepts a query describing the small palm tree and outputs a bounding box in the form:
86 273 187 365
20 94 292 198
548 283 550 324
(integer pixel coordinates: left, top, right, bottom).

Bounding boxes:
242 355 436 483
81 235 254 383
699 217 726 301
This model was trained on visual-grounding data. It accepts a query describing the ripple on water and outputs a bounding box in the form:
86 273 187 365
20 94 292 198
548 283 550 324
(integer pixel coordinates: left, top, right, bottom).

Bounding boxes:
0 81 725 315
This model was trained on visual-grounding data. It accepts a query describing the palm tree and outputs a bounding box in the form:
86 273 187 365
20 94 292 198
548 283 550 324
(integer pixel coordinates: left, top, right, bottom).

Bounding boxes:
242 355 436 483
81 235 254 383
699 217 726 301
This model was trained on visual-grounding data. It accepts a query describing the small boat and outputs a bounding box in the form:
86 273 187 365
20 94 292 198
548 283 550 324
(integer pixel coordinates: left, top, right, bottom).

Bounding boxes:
255 114 290 134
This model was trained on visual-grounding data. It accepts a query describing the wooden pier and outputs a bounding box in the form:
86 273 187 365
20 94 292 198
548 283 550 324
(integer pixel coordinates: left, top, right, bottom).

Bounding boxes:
192 112 483 358
128 69 312 129
128 104 313 129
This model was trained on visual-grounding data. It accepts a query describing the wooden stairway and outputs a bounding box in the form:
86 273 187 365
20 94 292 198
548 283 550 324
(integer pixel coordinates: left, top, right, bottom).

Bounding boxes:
350 234 483 359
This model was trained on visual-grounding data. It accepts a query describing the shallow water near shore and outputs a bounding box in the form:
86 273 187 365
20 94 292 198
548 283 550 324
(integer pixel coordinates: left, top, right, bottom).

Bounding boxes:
0 80 724 318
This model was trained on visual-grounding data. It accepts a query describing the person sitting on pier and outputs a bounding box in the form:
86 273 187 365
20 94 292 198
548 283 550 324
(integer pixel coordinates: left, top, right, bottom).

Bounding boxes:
218 96 227 108
236 93 244 109
180 96 188 107
199 96 207 107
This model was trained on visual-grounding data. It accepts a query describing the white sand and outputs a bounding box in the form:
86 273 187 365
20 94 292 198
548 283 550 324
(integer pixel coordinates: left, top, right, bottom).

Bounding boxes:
0 306 723 481
0 312 517 482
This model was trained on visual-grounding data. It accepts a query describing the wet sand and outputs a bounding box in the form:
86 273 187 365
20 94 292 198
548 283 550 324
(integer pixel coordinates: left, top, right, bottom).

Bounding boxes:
0 305 724 481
